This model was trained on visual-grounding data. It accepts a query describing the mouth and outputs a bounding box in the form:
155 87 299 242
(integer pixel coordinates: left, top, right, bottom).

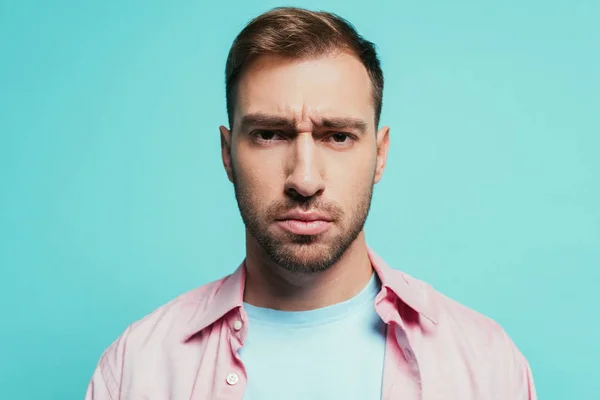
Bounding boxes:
275 210 333 236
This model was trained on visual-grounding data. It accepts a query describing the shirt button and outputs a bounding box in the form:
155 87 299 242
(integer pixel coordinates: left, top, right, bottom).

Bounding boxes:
226 373 239 385
233 320 243 331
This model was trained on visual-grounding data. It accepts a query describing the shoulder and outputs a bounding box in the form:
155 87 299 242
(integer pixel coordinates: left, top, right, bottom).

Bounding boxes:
398 269 508 340
86 274 234 397
400 271 536 398
389 266 525 363
94 273 231 372
130 274 229 338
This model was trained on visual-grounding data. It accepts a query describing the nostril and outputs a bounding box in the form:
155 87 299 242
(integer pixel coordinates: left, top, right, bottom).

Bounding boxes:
285 185 325 202
285 187 310 201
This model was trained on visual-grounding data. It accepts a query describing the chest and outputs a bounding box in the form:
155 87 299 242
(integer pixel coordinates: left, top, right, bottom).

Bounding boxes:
121 322 494 400
238 314 387 400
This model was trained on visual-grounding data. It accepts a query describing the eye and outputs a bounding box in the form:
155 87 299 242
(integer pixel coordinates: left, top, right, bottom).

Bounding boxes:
331 133 350 143
251 130 284 143
326 132 356 148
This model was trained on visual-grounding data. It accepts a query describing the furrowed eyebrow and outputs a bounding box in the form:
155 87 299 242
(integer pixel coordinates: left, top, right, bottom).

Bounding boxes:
239 114 295 130
239 113 369 133
321 117 368 133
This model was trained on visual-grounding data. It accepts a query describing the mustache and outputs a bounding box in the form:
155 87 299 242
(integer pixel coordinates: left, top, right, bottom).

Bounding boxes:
266 199 344 220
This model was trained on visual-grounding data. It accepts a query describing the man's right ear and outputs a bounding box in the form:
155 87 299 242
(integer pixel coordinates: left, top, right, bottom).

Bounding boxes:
219 126 234 183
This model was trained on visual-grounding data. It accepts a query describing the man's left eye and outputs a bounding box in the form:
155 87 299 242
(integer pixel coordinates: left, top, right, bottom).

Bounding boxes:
331 133 349 142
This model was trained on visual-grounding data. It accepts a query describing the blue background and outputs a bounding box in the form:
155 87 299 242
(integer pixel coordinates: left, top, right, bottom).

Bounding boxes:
1 0 598 398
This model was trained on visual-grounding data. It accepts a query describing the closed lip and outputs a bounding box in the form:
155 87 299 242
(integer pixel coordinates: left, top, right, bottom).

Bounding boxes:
276 210 333 222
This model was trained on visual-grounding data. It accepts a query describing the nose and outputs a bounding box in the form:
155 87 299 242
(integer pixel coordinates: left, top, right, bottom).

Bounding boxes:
284 133 326 199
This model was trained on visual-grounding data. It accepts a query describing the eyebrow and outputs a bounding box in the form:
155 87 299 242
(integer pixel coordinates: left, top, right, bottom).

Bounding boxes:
239 113 369 133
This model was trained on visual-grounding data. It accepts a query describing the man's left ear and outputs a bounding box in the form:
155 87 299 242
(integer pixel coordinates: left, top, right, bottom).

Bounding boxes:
374 126 390 184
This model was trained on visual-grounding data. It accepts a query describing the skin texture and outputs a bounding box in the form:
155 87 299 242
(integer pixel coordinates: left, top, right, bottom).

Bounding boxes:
220 51 390 311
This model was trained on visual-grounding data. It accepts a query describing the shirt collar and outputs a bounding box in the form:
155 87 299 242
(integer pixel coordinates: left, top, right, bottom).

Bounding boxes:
184 247 438 340
368 248 439 325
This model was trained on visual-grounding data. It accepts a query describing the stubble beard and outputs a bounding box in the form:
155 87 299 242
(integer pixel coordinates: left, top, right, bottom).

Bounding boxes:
232 168 375 274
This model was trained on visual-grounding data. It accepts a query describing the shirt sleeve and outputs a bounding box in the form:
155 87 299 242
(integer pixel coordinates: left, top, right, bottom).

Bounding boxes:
85 326 130 400
517 347 537 399
521 357 537 400
498 328 537 400
85 359 118 400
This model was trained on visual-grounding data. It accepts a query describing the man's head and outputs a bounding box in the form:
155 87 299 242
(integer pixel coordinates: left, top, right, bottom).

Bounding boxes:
220 7 390 273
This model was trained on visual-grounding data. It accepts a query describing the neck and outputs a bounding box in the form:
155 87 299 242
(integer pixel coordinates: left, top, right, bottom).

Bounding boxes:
243 232 373 311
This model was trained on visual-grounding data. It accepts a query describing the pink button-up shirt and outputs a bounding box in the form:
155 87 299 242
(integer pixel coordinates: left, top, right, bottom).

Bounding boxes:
86 248 537 399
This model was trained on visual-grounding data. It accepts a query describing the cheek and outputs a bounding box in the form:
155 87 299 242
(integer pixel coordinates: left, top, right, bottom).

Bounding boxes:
234 147 284 196
328 157 375 203
332 149 376 182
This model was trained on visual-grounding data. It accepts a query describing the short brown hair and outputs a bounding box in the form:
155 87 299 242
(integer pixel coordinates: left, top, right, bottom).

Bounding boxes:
225 7 384 129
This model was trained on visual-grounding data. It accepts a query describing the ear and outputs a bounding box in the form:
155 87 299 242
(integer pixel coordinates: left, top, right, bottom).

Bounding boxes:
220 125 234 183
374 125 390 184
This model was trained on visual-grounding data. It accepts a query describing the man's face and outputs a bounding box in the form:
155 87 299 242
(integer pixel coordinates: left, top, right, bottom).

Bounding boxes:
221 52 389 273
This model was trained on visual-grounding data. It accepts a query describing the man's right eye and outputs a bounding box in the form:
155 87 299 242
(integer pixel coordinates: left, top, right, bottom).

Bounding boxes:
251 130 281 141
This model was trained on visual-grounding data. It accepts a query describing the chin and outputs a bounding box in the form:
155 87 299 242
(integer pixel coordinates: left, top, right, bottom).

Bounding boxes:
269 240 343 273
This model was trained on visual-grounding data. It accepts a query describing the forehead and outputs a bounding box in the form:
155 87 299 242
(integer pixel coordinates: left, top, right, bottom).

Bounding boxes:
235 52 375 129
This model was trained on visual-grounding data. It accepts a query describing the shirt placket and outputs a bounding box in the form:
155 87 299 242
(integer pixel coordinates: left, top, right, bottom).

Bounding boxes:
216 312 248 400
381 319 423 400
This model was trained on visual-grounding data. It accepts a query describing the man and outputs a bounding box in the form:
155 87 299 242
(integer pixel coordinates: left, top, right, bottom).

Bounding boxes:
86 7 536 399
